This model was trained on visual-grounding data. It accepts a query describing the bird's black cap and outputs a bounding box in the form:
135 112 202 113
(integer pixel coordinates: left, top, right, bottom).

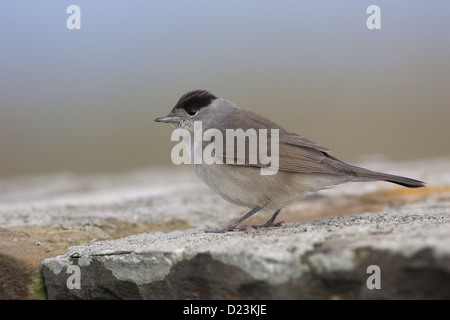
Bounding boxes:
173 90 217 115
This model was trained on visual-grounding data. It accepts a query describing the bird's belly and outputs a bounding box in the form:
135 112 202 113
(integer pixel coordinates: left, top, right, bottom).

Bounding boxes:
193 163 350 210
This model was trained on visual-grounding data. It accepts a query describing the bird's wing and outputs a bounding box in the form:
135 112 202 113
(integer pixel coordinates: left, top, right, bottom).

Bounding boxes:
204 108 426 187
209 109 357 176
277 132 356 175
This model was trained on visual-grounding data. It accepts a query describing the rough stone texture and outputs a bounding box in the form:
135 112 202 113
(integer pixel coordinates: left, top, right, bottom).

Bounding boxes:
1 157 449 299
41 208 449 300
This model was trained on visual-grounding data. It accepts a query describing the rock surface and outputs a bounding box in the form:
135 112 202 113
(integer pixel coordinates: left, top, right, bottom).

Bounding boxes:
1 157 450 299
42 209 449 299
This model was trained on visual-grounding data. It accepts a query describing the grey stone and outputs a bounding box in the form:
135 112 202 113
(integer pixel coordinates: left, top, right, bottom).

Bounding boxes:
42 206 450 299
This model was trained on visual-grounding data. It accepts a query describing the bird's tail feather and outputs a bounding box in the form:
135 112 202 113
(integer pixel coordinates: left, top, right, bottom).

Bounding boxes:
321 154 426 188
349 166 426 188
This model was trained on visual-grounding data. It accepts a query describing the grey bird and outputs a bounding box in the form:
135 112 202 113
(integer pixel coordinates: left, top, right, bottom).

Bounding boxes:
155 90 426 232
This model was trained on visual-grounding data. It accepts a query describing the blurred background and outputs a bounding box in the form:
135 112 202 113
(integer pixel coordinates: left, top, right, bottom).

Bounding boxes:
0 0 449 178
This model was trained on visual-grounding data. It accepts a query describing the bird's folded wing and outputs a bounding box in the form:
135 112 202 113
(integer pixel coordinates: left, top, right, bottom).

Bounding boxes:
210 109 357 176
277 134 356 175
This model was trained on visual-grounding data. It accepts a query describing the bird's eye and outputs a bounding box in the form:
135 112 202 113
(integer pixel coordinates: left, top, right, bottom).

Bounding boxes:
187 108 198 117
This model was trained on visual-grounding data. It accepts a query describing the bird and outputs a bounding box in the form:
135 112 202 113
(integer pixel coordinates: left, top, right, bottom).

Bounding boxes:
155 90 426 232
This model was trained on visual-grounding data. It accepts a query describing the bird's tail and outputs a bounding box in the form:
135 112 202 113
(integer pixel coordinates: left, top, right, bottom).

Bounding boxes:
348 165 426 188
357 170 425 188
323 156 426 188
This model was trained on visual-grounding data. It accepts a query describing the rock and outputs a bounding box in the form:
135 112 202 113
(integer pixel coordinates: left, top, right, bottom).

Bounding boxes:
1 157 450 299
42 202 449 299
0 166 232 299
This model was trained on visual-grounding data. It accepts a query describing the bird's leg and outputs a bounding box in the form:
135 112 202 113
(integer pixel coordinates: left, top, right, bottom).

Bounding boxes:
251 209 284 229
206 205 264 233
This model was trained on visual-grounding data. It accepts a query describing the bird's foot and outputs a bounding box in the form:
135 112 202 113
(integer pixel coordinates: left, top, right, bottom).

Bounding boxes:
205 221 284 233
205 226 233 233
250 220 284 229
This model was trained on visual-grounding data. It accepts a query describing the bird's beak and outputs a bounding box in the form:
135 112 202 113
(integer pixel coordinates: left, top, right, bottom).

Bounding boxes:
154 115 180 124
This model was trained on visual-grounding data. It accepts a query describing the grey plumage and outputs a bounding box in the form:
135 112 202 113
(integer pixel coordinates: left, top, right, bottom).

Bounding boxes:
202 102 424 188
155 90 425 232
